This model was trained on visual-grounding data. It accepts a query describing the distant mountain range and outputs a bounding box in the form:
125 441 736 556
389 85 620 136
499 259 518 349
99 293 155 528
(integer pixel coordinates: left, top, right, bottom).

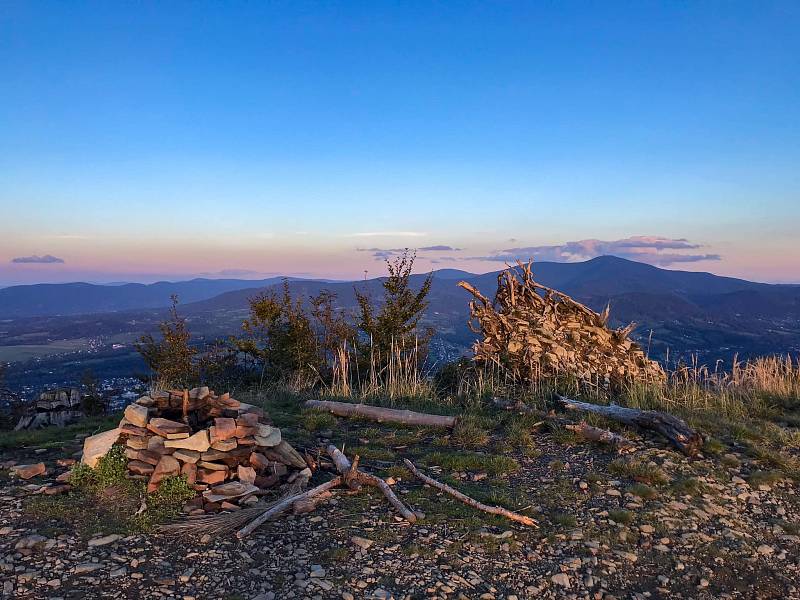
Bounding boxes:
0 276 330 318
1 256 799 364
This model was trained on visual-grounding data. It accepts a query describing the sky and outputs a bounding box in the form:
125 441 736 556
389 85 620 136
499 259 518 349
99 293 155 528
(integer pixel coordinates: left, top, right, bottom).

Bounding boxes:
1 1 799 286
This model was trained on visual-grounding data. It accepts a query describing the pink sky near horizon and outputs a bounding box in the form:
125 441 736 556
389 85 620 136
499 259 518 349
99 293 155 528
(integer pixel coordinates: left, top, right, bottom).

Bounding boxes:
2 232 798 286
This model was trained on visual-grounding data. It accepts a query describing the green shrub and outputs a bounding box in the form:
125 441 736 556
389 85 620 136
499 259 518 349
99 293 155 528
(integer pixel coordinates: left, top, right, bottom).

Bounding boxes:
301 409 337 432
450 414 490 449
627 483 658 500
608 458 669 486
608 509 634 524
70 445 131 492
139 475 196 527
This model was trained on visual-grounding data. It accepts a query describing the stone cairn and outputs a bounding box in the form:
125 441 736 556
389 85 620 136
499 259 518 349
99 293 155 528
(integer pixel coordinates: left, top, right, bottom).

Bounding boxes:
459 262 665 387
119 387 308 513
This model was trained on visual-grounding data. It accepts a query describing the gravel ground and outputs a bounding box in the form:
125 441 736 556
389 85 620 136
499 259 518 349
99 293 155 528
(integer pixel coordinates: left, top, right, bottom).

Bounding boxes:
1 422 799 600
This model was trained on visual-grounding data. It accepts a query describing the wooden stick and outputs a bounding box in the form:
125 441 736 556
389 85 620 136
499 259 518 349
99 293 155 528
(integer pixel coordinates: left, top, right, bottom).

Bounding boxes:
182 389 189 424
305 400 456 428
236 477 342 538
557 395 702 456
403 459 538 528
565 421 636 454
327 445 416 523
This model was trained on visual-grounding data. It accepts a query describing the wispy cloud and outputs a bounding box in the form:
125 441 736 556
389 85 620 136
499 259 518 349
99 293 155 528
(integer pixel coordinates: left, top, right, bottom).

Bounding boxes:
419 245 462 251
347 231 427 238
472 236 721 266
11 254 65 264
357 244 463 261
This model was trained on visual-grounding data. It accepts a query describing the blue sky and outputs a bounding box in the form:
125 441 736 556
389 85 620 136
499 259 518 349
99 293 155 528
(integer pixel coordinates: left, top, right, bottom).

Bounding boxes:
1 1 798 284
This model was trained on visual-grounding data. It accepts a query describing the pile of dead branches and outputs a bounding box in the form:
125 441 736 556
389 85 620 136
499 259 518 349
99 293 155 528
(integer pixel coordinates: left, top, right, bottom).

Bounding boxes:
459 262 664 387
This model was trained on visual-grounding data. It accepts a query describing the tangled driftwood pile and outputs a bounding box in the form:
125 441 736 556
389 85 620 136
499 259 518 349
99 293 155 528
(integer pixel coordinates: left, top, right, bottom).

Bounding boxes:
459 262 664 386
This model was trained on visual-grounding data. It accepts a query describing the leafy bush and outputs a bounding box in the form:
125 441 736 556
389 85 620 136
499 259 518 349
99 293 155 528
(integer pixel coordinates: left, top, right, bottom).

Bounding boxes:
69 445 131 492
135 475 196 528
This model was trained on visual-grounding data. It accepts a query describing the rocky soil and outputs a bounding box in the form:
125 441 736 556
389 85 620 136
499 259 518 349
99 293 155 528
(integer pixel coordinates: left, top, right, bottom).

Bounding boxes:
1 420 799 600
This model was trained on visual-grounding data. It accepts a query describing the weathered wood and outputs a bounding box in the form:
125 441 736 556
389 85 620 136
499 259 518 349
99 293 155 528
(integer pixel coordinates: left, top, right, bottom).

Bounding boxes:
327 445 416 522
564 421 636 454
557 395 702 456
459 262 665 387
403 459 537 528
305 400 456 428
236 476 342 538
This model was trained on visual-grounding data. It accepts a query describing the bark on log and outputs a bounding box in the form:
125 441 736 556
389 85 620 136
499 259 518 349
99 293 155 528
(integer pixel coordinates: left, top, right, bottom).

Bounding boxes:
327 445 416 523
403 459 538 528
556 395 702 456
305 400 456 428
565 421 636 454
237 477 342 538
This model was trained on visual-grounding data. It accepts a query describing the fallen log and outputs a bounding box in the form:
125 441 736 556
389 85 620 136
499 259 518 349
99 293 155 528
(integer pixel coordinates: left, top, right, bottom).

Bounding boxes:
237 476 342 538
556 395 702 457
564 421 636 454
305 400 457 428
403 459 537 528
327 445 416 522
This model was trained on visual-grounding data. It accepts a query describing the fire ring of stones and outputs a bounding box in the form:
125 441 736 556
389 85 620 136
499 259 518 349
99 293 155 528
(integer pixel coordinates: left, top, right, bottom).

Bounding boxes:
119 387 307 512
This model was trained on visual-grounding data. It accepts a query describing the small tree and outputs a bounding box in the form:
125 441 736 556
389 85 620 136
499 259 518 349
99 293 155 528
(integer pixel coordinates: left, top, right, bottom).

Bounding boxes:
80 369 108 416
135 295 197 388
354 250 433 370
310 290 356 367
234 281 319 385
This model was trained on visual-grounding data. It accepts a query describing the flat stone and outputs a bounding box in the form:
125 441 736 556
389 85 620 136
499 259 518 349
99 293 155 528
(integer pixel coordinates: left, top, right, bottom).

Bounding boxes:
11 463 46 480
120 423 149 437
236 413 260 427
172 449 201 463
212 418 237 441
82 428 121 468
198 461 228 471
255 424 281 447
165 430 210 452
211 438 238 452
198 469 227 485
148 455 181 492
551 573 571 587
203 481 259 503
124 403 150 428
147 418 191 437
128 460 155 475
74 562 104 574
237 465 256 485
15 534 47 550
249 452 271 471
125 436 149 450
88 534 121 547
351 536 374 550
